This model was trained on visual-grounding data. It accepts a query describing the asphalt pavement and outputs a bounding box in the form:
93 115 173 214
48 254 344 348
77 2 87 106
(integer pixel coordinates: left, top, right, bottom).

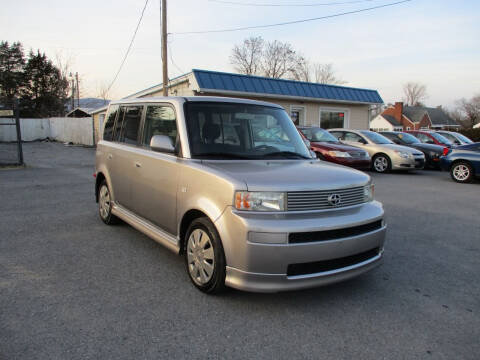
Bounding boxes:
1 142 479 360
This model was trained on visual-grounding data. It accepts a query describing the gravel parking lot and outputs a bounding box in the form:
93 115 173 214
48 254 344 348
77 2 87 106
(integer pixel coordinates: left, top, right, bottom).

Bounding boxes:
1 142 479 360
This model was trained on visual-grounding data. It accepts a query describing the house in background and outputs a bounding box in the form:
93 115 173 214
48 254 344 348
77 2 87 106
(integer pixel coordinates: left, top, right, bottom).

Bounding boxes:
90 69 384 143
371 102 460 131
370 114 403 131
66 107 96 118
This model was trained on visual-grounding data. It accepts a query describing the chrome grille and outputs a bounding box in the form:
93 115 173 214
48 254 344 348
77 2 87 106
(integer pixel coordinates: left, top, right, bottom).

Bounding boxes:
287 186 365 211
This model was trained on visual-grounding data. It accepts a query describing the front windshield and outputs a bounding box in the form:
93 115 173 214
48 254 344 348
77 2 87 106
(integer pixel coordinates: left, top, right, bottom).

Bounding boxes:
300 127 339 143
397 132 420 144
360 131 393 144
430 132 453 145
185 102 311 159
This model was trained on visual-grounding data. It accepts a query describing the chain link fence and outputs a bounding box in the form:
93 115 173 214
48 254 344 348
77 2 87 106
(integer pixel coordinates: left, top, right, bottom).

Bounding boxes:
0 98 24 166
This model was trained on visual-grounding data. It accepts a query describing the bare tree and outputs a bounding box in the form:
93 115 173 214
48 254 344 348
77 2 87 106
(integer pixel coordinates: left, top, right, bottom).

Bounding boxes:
403 82 428 106
288 59 346 84
230 36 264 75
313 63 345 84
261 40 298 79
96 82 110 102
456 94 480 128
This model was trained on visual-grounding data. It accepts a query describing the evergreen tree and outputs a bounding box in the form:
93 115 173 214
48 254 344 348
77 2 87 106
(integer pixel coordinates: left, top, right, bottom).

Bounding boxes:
21 50 69 117
0 41 25 103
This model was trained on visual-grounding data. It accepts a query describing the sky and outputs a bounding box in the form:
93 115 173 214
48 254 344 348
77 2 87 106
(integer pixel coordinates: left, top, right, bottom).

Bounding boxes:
2 0 480 108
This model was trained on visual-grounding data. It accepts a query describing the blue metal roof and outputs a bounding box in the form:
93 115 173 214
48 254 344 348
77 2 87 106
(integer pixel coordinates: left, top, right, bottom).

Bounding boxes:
192 69 383 104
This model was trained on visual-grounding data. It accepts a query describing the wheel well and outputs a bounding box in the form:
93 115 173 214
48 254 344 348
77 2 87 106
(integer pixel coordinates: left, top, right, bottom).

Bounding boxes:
450 159 473 171
95 172 106 203
373 152 389 161
179 209 208 254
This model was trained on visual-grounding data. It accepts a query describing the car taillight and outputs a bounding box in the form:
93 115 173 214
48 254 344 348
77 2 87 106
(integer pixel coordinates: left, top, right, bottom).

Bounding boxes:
443 148 449 156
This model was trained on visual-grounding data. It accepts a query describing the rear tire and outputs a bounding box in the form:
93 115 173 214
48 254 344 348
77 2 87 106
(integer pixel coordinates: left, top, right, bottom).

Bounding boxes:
451 162 474 183
98 180 120 225
184 217 226 294
372 154 391 173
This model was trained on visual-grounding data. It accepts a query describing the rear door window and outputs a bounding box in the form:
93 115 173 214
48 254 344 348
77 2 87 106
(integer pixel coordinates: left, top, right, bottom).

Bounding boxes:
142 105 177 148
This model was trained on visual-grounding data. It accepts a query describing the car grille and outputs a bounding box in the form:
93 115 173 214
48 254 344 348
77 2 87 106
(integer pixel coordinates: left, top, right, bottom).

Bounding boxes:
288 220 383 244
287 247 381 277
287 186 365 211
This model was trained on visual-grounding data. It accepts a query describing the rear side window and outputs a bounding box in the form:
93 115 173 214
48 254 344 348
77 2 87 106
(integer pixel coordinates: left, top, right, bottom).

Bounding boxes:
120 106 143 144
103 105 119 141
142 105 177 147
112 106 143 144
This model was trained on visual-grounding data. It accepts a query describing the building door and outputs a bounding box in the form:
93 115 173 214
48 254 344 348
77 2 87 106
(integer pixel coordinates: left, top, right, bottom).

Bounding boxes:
290 106 305 126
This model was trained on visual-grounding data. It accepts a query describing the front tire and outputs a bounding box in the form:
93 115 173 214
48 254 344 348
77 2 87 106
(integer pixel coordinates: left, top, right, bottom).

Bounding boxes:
98 180 120 225
451 162 474 183
184 217 226 294
372 154 391 173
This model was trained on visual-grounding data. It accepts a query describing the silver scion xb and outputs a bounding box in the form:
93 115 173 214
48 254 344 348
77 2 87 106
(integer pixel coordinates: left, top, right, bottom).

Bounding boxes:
95 97 386 293
329 129 425 173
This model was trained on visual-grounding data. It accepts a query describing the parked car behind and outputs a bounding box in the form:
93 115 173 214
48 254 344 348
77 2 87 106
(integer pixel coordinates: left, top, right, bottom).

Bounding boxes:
95 97 386 294
406 130 454 148
298 126 370 170
380 131 445 169
436 130 474 146
440 143 480 183
328 129 425 173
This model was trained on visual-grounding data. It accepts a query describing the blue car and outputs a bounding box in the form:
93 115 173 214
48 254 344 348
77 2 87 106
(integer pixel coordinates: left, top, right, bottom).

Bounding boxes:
441 143 480 183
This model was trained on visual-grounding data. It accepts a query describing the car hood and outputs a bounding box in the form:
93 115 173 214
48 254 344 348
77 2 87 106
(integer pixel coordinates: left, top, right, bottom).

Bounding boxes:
311 141 363 152
201 160 370 192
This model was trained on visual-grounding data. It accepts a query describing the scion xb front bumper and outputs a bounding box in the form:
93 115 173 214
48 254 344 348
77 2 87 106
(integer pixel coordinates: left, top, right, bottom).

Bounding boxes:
214 201 386 292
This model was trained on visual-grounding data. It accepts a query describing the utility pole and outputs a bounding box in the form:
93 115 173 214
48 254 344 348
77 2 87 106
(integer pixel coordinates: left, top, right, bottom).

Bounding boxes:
71 78 75 110
75 72 80 108
161 0 168 96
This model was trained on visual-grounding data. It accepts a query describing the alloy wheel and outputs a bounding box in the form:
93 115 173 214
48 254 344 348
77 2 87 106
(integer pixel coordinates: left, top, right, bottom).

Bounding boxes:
453 164 470 182
99 185 111 220
187 229 215 285
374 156 388 172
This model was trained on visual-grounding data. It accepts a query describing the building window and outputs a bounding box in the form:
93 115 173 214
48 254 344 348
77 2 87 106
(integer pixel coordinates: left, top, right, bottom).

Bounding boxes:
320 108 348 129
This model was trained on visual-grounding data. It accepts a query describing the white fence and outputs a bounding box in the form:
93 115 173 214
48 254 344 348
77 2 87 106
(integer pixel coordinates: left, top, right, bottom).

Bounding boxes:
0 117 94 146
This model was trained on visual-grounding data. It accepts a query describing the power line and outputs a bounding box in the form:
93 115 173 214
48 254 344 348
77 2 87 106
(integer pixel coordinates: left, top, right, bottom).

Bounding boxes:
106 0 149 94
208 0 378 7
168 41 184 75
174 0 411 34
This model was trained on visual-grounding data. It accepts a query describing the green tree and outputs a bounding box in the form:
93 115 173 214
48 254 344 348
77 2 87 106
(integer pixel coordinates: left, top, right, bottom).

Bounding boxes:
0 41 25 102
21 50 69 117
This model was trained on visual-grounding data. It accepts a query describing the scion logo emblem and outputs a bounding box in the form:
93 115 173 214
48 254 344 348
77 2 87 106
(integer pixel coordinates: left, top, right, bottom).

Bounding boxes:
327 194 342 206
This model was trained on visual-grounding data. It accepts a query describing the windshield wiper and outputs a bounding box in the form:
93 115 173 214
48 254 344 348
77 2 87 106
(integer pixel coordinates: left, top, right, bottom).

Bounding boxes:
195 152 254 160
262 151 310 159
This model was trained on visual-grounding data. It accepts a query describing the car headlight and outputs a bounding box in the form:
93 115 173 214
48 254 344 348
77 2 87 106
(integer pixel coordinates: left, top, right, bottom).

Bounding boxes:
429 151 439 158
364 183 374 202
235 191 286 211
394 150 411 159
326 150 351 158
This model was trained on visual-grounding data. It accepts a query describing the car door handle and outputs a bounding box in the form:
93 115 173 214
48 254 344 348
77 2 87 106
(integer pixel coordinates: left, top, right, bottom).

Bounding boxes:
135 162 141 168
107 154 113 160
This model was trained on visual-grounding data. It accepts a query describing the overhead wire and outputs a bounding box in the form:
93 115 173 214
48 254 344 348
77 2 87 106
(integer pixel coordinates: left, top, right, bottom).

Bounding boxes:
173 0 412 34
106 0 149 94
208 0 379 7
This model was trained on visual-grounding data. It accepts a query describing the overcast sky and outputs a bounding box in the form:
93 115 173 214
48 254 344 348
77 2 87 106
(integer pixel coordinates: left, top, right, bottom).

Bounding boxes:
2 0 479 107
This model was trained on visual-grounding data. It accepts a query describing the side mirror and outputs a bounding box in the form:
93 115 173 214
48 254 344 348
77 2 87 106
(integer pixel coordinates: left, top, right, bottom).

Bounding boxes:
150 135 175 153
